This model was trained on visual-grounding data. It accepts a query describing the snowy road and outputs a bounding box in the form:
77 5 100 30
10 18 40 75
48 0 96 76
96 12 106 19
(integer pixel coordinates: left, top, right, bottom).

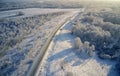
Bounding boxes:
34 9 118 76
26 9 81 76
0 8 81 76
35 11 81 76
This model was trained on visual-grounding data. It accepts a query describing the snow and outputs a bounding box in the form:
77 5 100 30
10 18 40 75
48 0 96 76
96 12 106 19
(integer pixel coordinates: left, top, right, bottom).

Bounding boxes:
37 11 118 76
0 9 79 76
0 7 117 76
0 8 78 18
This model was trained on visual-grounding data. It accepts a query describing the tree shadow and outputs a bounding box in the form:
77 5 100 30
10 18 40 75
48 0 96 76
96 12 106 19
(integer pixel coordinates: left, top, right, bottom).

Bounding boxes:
71 50 90 66
74 50 90 60
107 66 119 76
48 48 90 67
94 53 119 76
64 53 77 63
47 48 73 62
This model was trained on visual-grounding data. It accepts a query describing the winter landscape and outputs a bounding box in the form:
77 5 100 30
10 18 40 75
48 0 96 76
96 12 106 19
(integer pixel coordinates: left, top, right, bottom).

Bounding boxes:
0 0 120 76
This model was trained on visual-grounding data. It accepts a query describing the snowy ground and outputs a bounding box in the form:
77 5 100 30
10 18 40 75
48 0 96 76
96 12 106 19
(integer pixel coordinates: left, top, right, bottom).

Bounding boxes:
0 9 79 76
0 8 78 18
37 11 118 76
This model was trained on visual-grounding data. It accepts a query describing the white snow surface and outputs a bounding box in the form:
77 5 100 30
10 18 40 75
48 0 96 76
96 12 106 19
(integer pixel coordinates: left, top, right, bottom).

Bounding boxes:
0 9 79 76
37 12 118 76
0 8 78 18
10 10 79 76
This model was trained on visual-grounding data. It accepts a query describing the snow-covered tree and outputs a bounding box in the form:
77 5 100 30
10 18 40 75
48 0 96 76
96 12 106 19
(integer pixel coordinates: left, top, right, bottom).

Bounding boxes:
83 41 90 53
74 37 83 51
88 45 95 57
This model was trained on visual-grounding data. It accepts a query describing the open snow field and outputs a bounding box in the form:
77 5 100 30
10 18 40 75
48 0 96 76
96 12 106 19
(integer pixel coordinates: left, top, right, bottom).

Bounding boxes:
0 8 79 76
0 0 120 76
0 8 78 18
37 11 118 76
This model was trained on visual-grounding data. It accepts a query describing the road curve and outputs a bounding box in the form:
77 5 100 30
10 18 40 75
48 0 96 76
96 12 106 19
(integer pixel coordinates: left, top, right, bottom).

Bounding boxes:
27 9 84 76
35 11 83 76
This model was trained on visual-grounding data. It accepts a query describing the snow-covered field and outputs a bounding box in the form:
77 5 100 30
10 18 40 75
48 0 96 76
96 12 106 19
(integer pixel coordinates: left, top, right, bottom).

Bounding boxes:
0 1 120 76
37 11 118 76
0 8 79 76
0 8 78 18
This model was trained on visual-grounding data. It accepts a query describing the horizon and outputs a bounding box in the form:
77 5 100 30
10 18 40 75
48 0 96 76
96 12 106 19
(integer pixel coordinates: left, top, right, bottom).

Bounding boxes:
1 0 120 2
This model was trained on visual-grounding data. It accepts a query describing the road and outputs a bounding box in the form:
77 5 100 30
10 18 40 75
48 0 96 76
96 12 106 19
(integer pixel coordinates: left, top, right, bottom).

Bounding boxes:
32 8 117 76
34 10 82 76
27 9 84 76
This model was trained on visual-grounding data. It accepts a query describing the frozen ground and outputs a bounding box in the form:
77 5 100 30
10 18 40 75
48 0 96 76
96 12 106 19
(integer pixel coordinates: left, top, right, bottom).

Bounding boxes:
0 8 78 18
37 11 118 76
0 9 79 76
